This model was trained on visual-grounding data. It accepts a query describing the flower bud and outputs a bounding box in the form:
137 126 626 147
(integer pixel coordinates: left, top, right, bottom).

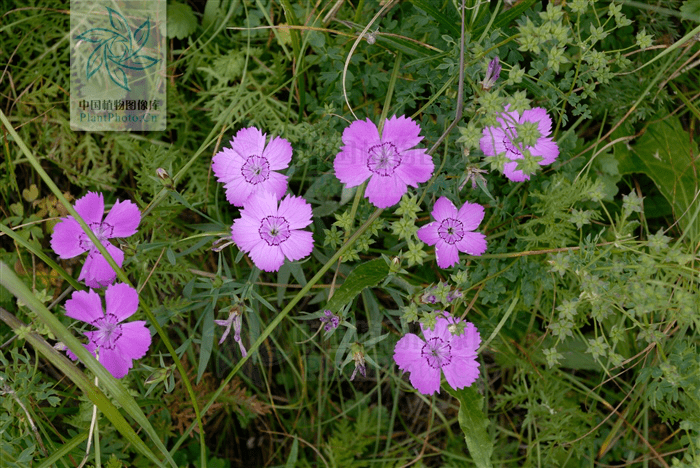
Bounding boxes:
156 168 175 190
481 56 501 91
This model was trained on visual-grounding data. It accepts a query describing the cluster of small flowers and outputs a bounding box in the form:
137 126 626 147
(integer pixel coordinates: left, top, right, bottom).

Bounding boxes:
51 192 151 379
212 127 315 273
329 116 489 393
383 59 561 393
334 115 489 268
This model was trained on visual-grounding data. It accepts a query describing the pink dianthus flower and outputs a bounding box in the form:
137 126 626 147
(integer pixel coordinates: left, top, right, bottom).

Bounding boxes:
394 314 480 395
334 116 434 208
65 283 151 379
479 106 559 182
212 127 292 207
50 192 140 288
231 191 314 272
416 197 487 269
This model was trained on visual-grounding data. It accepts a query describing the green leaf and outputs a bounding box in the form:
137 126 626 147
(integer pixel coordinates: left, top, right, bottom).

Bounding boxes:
166 247 176 265
22 184 39 202
167 2 198 39
408 0 460 37
197 304 215 384
616 114 700 241
285 438 299 468
473 0 537 38
203 0 221 29
448 386 494 468
375 34 437 58
325 258 390 314
680 0 700 21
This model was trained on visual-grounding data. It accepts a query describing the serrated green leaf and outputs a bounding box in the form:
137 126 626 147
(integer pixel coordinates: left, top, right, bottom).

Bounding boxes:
617 114 700 241
325 258 390 314
681 0 700 21
448 386 494 468
167 2 198 39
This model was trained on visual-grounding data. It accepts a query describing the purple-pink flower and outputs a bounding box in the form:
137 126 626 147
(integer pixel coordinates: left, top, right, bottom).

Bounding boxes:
416 197 487 269
50 192 140 288
64 283 151 379
215 308 247 356
334 115 434 208
394 314 480 395
231 191 314 272
212 127 292 207
480 106 559 182
319 309 340 332
481 56 501 90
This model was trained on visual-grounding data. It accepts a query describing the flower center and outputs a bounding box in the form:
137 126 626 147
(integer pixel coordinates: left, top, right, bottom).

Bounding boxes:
93 313 122 350
502 127 522 158
438 218 465 245
258 216 291 246
79 221 114 251
367 142 401 176
421 337 452 369
241 155 271 185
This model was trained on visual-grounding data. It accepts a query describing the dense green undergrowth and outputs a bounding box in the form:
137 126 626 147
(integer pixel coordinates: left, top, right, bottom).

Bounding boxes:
1 0 700 466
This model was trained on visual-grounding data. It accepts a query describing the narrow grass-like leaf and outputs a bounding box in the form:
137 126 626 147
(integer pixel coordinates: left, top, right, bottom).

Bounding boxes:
198 303 215 383
285 438 299 468
36 432 88 468
408 0 460 36
277 263 291 307
375 35 436 58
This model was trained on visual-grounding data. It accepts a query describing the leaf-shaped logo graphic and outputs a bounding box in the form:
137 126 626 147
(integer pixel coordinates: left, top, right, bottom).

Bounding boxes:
76 28 115 44
108 62 129 91
107 7 130 35
120 54 159 71
86 41 106 79
132 18 151 55
78 7 160 92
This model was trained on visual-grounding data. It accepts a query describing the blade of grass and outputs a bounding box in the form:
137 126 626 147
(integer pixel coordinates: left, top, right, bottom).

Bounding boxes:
36 432 88 468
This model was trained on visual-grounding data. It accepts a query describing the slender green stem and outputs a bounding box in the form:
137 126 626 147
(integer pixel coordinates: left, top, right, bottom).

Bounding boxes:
379 51 403 127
